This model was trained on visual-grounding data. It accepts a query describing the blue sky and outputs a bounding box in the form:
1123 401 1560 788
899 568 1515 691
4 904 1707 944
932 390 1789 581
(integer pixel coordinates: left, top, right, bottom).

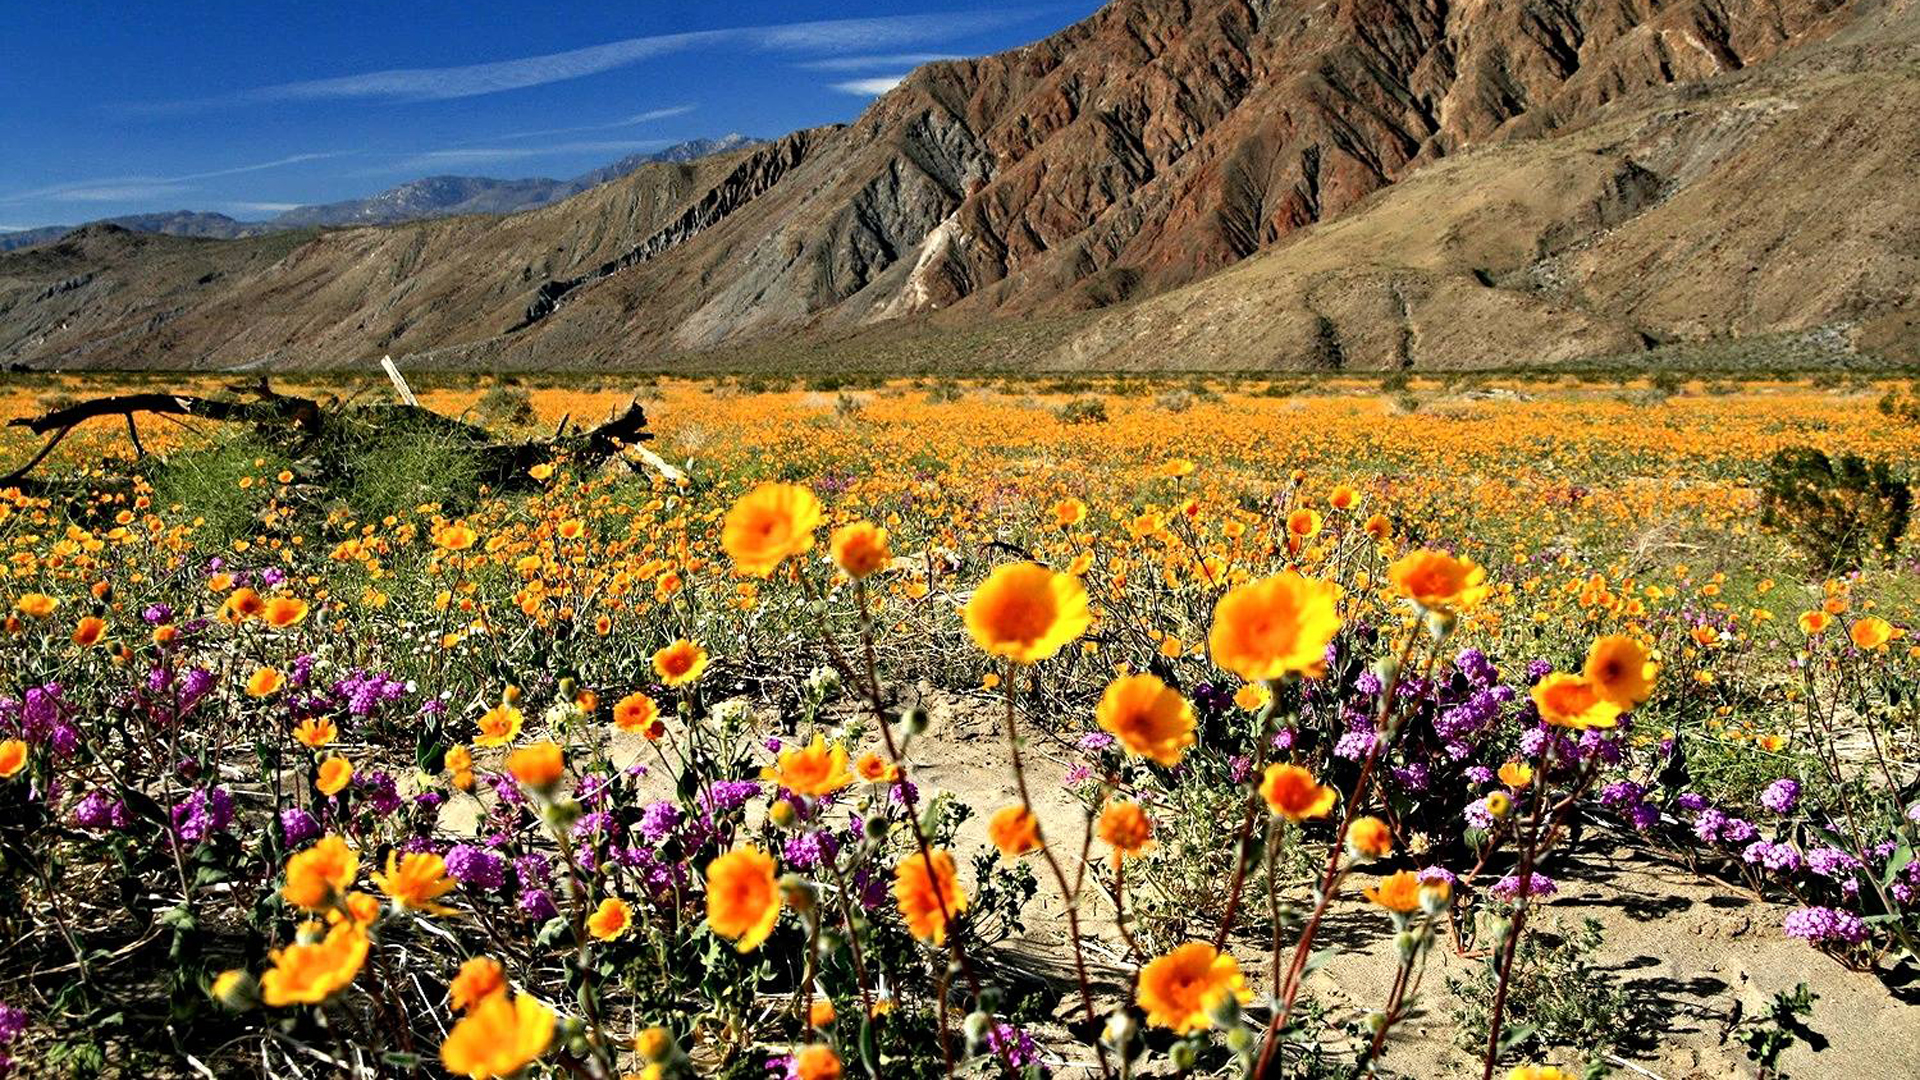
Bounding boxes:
0 1 1098 231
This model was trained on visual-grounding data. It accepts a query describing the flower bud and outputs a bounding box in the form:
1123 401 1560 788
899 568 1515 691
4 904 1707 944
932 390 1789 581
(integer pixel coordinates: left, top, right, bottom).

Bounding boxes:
1419 881 1452 914
1168 1040 1199 1071
862 814 890 842
1225 1025 1255 1055
1365 1010 1390 1036
1102 1010 1136 1048
1424 609 1455 641
779 873 816 913
899 706 930 737
1207 992 1243 1028
556 677 577 701
210 969 258 1011
635 1026 673 1062
962 1010 993 1047
1394 930 1418 962
769 799 799 828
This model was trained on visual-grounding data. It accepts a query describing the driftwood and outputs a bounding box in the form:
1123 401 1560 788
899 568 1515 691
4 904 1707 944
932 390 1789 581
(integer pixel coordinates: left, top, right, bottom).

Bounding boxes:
2 379 651 491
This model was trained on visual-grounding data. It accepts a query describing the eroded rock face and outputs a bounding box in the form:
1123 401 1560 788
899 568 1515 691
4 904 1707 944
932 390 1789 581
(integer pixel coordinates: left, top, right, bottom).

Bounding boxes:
0 0 1894 370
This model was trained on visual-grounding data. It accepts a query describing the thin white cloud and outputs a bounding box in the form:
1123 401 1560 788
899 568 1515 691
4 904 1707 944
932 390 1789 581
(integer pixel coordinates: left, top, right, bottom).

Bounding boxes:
52 183 195 203
380 138 672 174
831 75 909 96
158 10 1041 107
464 104 697 144
224 201 303 214
799 52 958 71
0 152 354 205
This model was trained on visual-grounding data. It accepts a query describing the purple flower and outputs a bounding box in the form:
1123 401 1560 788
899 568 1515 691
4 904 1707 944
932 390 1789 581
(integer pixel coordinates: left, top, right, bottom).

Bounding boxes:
518 888 558 920
355 770 403 816
1760 779 1800 814
783 830 839 871
280 807 321 847
985 1022 1042 1070
1806 847 1862 880
445 844 507 891
1783 906 1867 944
71 789 130 830
1491 872 1557 901
1078 732 1115 753
170 787 234 843
1674 792 1708 813
638 800 682 843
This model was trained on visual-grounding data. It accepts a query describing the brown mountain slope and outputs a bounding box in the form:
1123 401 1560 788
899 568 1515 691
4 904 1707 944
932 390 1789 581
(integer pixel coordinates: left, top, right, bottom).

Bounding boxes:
0 0 1913 371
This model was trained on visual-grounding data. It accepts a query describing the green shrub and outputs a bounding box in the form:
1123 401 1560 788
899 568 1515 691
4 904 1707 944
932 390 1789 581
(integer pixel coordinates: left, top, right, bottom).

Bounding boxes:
1055 396 1109 424
1448 917 1628 1065
475 384 535 428
1758 447 1910 573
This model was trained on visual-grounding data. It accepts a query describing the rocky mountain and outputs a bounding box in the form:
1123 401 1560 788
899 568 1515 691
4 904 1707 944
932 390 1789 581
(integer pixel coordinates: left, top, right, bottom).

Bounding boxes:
3 0 1916 371
0 211 271 253
0 136 761 250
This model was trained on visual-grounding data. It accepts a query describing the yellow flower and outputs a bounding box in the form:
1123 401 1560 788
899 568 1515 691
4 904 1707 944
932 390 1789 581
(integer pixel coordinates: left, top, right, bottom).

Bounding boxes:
505 741 565 790
830 521 892 579
613 692 664 738
1498 761 1534 788
1531 673 1622 730
705 845 782 952
448 956 507 1012
1161 457 1196 478
1260 763 1337 822
1798 610 1831 635
652 639 709 686
1486 791 1514 818
1098 801 1154 858
71 615 106 647
722 482 823 577
1094 673 1196 766
763 733 855 797
260 922 368 1006
961 562 1091 664
14 593 58 619
263 597 310 628
1387 550 1488 614
246 666 284 697
808 998 837 1029
434 523 479 552
440 992 555 1080
1346 815 1394 861
294 717 337 749
474 704 525 747
1851 616 1894 650
373 851 457 915
988 806 1042 857
792 1044 842 1080
1208 572 1341 681
893 849 967 945
315 755 354 796
1287 508 1322 539
0 739 27 779
1364 870 1423 913
587 897 633 941
1507 1068 1572 1080
283 837 359 911
1136 942 1251 1034
1582 635 1656 708
1053 498 1087 527
854 750 898 783
222 587 266 622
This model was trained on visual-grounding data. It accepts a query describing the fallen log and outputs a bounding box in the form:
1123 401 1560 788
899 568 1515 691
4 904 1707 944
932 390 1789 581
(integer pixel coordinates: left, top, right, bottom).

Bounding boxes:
2 381 651 492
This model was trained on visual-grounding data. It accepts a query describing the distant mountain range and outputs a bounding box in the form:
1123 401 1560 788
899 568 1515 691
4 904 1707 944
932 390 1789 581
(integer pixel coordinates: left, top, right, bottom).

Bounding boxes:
3 0 1917 373
0 135 758 251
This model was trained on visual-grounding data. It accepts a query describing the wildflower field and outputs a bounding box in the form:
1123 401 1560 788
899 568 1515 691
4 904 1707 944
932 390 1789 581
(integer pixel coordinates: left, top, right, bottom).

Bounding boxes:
3 373 1919 1080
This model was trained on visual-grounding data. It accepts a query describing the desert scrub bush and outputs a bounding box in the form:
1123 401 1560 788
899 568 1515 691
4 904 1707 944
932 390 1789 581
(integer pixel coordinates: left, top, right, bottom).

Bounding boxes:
1155 388 1196 413
146 434 289 546
338 418 484 522
923 379 966 404
1055 395 1109 424
475 383 536 428
1759 447 1911 572
1447 917 1629 1066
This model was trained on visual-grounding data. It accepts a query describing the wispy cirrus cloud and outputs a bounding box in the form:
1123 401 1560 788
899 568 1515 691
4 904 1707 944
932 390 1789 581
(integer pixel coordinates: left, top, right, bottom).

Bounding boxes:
150 10 1041 109
798 52 958 71
0 152 353 205
376 139 673 175
831 75 910 96
459 104 697 145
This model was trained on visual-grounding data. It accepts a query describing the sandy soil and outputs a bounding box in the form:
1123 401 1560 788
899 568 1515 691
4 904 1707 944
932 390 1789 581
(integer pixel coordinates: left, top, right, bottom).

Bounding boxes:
442 687 1920 1078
